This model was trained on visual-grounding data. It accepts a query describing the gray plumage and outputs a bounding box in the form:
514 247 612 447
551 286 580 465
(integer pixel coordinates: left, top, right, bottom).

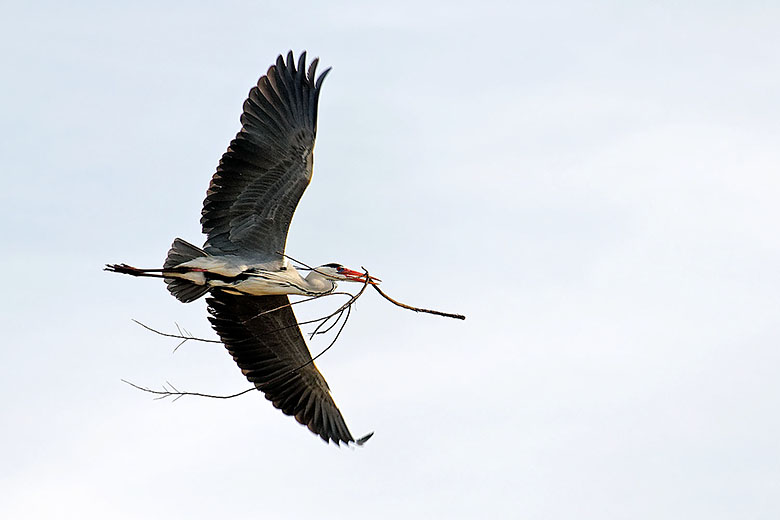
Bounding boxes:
208 292 354 444
200 52 353 444
201 51 330 261
107 52 369 446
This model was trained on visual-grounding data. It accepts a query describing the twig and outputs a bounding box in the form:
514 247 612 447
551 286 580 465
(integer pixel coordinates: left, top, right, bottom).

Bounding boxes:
132 319 221 343
309 308 346 338
121 379 255 400
276 251 315 269
245 290 352 324
306 272 371 339
371 284 466 320
132 319 221 353
124 274 372 400
132 291 359 350
262 268 373 387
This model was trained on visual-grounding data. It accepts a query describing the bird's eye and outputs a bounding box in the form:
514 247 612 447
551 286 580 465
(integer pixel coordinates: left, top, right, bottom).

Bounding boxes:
336 267 344 273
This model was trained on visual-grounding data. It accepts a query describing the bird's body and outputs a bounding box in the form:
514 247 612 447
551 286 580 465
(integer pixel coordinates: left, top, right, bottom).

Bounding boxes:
110 246 366 298
107 51 375 445
170 258 336 297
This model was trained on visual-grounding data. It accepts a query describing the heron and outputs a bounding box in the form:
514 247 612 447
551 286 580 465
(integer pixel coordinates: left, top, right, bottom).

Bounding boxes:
106 51 378 446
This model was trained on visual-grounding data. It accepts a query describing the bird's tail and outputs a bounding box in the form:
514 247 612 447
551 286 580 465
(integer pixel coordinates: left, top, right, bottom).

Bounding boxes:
163 238 210 303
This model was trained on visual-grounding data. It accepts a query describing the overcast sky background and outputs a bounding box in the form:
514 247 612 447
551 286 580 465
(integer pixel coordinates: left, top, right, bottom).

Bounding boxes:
2 1 780 518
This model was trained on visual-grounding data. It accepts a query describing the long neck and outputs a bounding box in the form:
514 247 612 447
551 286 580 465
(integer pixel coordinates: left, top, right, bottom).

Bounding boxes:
299 271 337 296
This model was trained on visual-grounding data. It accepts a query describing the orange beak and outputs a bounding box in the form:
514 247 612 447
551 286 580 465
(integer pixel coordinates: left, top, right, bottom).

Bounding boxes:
340 267 381 285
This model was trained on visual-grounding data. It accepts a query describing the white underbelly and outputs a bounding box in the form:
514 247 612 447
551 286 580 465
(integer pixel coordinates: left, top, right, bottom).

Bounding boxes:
210 275 315 296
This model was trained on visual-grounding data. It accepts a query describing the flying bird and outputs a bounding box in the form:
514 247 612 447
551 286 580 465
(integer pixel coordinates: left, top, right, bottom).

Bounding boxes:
107 51 378 445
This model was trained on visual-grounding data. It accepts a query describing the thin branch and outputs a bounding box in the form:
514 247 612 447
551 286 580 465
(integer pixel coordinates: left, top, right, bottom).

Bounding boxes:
276 251 316 270
309 308 346 339
132 291 359 350
309 304 351 366
124 275 371 401
275 250 333 280
371 283 466 320
308 268 371 339
244 290 353 323
278 252 465 320
263 304 352 389
131 319 221 352
261 269 372 387
121 379 255 400
125 262 463 415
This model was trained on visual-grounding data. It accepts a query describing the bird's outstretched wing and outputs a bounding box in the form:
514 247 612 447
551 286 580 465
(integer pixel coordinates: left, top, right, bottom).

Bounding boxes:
207 292 354 445
201 51 330 259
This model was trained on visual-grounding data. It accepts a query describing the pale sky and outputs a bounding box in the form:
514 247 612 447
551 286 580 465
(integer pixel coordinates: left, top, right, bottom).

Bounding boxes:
2 1 780 518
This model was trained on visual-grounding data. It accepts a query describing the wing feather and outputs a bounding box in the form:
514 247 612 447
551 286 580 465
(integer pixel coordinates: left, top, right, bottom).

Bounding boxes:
207 292 354 445
201 51 330 259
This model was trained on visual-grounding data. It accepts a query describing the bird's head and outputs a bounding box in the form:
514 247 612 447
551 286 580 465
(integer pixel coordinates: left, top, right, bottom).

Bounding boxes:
315 263 381 285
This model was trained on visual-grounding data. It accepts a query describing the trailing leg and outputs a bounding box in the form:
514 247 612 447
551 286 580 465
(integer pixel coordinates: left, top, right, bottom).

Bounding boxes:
105 238 212 303
104 263 167 278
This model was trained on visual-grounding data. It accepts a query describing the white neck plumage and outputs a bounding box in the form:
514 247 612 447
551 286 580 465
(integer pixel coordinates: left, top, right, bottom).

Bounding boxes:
299 270 337 296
